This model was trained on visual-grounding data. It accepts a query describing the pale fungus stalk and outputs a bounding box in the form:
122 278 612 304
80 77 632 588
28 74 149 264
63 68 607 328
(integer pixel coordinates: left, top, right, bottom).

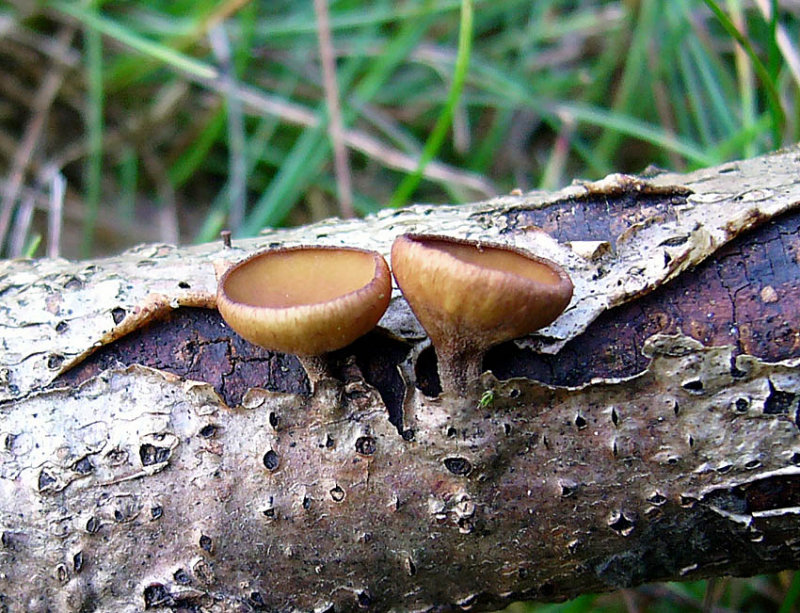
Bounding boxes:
391 233 573 400
216 246 391 392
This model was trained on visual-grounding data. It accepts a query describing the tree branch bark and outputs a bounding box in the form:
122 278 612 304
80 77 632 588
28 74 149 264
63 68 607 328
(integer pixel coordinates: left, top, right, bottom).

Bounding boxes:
1 148 800 612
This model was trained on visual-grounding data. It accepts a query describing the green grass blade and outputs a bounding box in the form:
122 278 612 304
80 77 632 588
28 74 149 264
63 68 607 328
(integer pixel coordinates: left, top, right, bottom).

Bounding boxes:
239 123 330 234
708 112 771 160
726 0 758 159
169 108 226 187
54 2 217 80
700 0 785 144
239 48 369 235
687 36 737 139
389 0 473 208
241 2 439 234
559 102 716 167
194 78 297 243
678 45 713 147
255 0 471 37
22 233 42 258
83 10 104 257
778 571 800 613
594 0 658 163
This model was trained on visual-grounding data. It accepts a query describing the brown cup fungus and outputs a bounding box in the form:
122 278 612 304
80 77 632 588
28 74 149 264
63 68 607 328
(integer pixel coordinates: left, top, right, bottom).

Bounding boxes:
391 233 573 398
217 246 391 388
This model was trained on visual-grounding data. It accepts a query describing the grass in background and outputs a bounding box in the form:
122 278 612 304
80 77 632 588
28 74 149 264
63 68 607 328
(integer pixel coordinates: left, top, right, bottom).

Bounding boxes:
1 1 800 607
2 0 799 255
502 572 800 612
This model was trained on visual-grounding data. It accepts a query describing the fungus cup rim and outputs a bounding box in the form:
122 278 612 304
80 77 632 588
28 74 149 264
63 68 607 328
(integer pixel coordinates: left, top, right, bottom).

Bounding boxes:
391 232 574 396
216 245 391 356
392 233 573 293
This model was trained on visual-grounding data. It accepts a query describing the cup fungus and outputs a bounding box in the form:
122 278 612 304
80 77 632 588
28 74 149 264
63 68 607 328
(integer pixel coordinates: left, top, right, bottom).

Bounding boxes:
391 233 573 397
216 245 391 388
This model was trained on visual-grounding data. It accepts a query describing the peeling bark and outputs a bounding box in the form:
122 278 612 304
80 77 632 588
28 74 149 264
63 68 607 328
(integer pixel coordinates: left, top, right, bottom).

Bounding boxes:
1 148 800 612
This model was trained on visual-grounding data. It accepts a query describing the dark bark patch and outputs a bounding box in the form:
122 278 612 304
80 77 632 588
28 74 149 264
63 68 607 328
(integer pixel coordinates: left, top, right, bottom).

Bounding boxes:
488 206 800 385
248 591 268 610
262 449 279 471
143 583 172 609
85 516 100 534
173 568 192 585
72 551 84 573
198 424 218 438
356 590 372 608
73 457 93 474
444 457 472 476
681 379 704 394
351 332 411 433
199 534 213 553
139 444 170 467
608 512 635 536
414 345 441 397
594 505 756 590
37 468 56 492
111 307 126 324
506 185 688 244
729 475 800 513
355 436 376 456
54 307 309 406
764 380 798 415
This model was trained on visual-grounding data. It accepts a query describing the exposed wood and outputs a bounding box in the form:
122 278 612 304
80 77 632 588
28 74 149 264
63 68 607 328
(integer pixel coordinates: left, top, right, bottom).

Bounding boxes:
1 148 800 612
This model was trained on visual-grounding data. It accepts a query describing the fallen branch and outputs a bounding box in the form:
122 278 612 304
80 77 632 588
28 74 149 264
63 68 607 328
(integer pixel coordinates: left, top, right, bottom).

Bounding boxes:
1 148 799 611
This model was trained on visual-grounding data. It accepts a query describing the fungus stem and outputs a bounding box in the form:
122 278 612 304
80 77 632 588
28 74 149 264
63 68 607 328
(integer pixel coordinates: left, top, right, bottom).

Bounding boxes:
298 354 331 388
436 346 483 400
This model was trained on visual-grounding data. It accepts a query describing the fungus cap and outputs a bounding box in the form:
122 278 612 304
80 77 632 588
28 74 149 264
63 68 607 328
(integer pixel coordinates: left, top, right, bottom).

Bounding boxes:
391 233 573 352
217 246 391 356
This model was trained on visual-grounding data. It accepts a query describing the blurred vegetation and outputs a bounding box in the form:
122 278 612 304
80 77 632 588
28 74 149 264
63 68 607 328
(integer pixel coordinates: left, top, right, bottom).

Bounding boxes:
1 0 799 258
1 0 800 609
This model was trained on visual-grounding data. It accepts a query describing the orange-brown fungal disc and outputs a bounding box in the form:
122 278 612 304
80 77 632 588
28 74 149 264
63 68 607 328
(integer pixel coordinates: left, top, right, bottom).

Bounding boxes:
217 246 391 357
391 233 573 395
